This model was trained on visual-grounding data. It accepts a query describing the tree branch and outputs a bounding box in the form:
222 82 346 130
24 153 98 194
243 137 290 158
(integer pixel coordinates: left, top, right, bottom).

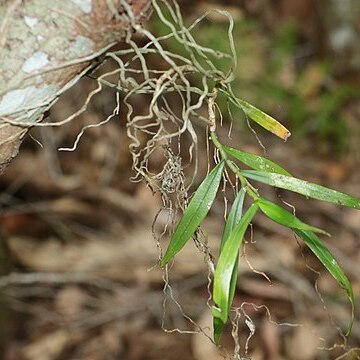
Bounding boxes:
0 0 151 174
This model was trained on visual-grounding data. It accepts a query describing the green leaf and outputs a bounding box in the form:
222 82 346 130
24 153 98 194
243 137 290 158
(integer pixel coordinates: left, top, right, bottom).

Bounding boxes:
213 317 226 346
258 198 329 236
241 171 360 210
214 263 239 345
220 188 246 250
160 161 225 267
212 203 259 323
294 229 354 335
224 146 291 176
221 190 246 310
214 189 246 344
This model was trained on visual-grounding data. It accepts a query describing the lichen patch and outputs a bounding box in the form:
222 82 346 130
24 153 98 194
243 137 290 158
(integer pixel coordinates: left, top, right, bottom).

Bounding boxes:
71 0 92 14
0 85 59 117
71 36 95 57
22 51 49 73
24 16 39 29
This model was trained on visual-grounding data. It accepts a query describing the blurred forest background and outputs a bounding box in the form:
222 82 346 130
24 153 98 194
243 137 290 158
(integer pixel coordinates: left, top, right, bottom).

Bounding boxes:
0 1 360 359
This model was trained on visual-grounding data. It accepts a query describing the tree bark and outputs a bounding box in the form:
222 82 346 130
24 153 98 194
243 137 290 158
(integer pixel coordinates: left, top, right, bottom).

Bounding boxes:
0 0 151 174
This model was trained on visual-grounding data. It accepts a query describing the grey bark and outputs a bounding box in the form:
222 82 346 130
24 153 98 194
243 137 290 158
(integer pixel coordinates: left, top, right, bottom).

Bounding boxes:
0 0 151 174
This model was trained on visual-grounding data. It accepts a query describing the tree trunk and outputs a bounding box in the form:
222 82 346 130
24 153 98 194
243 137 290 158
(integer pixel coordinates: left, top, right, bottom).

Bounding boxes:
0 0 151 174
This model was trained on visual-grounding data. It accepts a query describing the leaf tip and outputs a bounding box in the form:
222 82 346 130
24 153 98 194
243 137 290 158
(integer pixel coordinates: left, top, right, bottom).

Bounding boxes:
283 131 291 142
213 312 226 345
318 229 331 237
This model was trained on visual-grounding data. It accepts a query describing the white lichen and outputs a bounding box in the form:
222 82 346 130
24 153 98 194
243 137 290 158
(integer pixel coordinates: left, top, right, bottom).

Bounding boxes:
22 51 49 73
71 0 92 14
24 16 38 29
0 85 59 117
72 36 94 57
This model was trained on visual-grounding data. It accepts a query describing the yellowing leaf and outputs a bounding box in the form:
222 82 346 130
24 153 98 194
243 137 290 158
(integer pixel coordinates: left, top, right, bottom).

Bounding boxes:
237 99 291 141
219 85 291 141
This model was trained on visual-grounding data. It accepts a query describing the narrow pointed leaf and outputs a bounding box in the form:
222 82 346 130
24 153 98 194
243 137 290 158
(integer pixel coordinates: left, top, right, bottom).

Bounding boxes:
258 198 329 236
224 146 291 176
214 260 239 345
161 162 225 266
218 87 290 140
221 190 246 310
237 99 291 141
220 188 247 250
214 189 246 344
294 229 354 335
212 203 259 323
213 317 226 346
241 171 360 210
